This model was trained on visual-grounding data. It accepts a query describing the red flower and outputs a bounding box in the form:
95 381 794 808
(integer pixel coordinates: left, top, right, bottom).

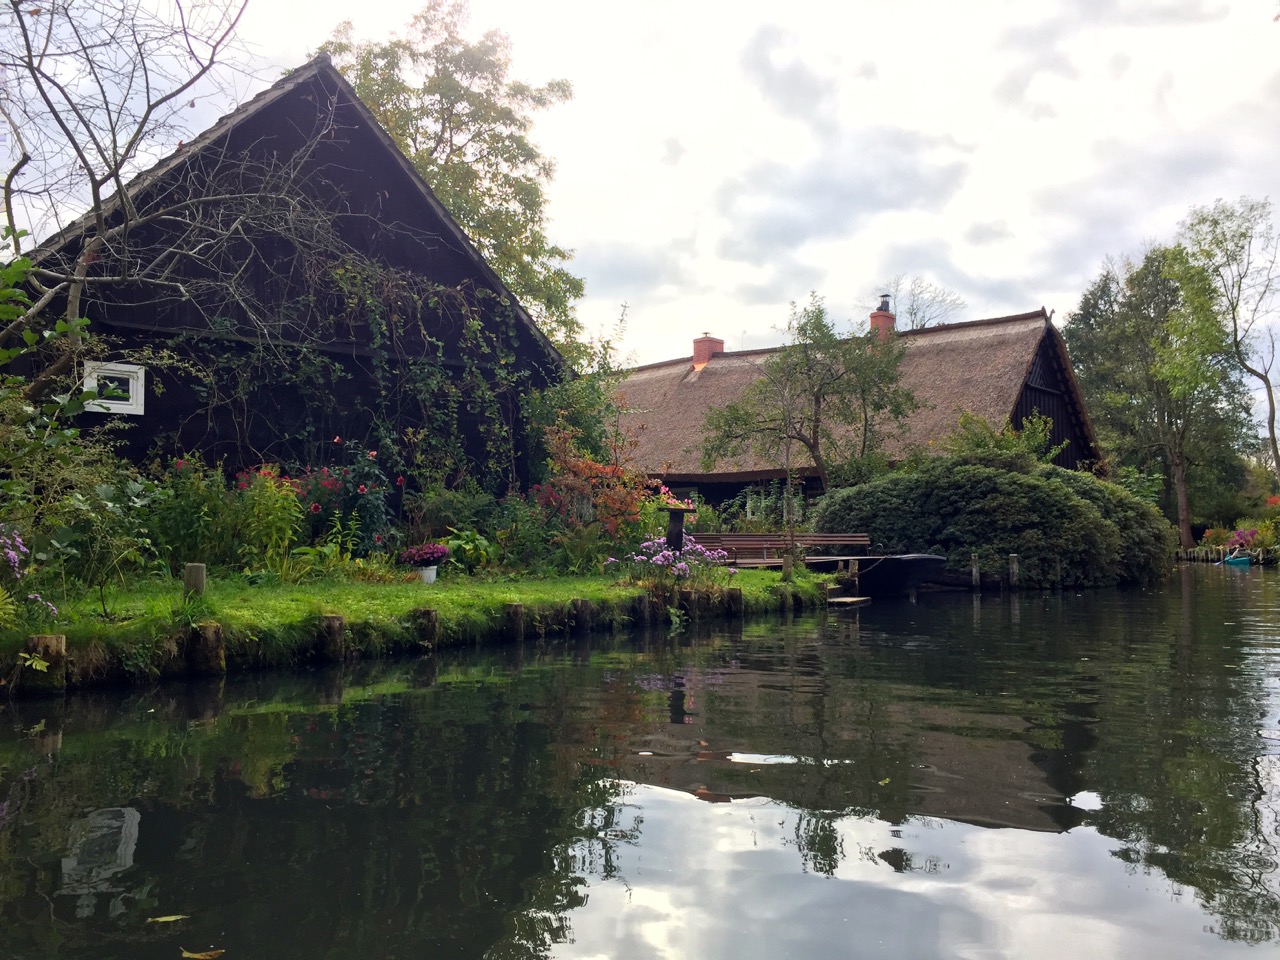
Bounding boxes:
396 476 405 486
367 450 377 459
310 502 321 514
174 459 187 470
333 436 342 443
358 484 368 494
375 534 383 544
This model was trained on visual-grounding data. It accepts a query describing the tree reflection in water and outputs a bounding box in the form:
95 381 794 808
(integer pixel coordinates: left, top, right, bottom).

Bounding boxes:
0 566 1278 956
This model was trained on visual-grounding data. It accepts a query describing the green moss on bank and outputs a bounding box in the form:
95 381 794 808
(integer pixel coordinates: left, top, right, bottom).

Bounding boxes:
1 569 828 690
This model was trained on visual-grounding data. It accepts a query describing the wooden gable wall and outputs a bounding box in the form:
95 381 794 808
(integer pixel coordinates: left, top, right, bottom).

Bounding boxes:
1013 329 1098 471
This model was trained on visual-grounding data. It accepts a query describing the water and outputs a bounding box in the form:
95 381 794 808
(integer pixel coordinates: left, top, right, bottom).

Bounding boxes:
2 565 1278 959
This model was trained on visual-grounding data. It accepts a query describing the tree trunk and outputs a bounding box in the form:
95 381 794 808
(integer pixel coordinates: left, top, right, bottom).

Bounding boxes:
1171 447 1195 548
1235 347 1280 484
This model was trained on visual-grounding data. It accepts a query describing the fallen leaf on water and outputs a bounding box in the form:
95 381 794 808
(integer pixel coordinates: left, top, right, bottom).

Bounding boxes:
877 777 891 786
180 950 225 959
146 915 190 923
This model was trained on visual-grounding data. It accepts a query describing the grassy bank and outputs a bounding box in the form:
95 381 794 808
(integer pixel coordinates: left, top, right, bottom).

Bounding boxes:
1 569 830 693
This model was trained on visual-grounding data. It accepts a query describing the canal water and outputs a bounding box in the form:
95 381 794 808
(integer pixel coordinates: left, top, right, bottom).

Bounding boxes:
2 565 1279 959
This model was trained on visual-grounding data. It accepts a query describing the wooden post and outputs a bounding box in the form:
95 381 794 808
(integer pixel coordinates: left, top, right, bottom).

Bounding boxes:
183 562 206 600
572 598 593 634
414 608 440 648
318 615 345 662
189 623 226 676
782 555 794 582
18 634 67 696
1009 554 1020 589
505 603 525 642
725 587 744 619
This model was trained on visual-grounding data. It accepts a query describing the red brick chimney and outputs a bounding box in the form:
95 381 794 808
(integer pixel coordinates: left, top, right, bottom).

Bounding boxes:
693 333 724 370
869 294 896 341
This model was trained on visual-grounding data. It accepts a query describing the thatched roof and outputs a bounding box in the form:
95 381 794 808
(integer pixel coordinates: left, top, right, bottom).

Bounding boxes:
619 310 1099 481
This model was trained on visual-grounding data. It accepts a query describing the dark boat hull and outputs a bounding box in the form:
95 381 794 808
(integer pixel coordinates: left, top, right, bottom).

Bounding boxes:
845 554 948 596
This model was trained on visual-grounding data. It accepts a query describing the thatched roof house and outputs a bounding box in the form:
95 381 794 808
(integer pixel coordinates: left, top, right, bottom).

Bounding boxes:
31 54 564 484
619 306 1101 498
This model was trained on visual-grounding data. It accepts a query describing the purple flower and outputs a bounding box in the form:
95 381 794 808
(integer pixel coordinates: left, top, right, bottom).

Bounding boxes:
398 543 450 566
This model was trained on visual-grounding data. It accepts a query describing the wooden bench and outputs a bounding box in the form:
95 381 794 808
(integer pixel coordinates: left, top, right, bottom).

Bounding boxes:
691 532 871 568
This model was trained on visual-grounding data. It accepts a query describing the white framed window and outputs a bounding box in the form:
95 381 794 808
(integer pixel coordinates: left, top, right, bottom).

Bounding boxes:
84 361 146 415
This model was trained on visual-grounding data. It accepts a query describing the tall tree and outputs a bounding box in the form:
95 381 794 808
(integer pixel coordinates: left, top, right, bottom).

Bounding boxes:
1064 247 1253 546
320 1 585 350
1178 197 1280 482
872 274 967 330
702 293 917 497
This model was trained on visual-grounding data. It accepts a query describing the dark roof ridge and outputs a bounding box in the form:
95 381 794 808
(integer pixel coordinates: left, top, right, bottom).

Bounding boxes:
899 308 1049 338
625 345 778 374
623 308 1051 374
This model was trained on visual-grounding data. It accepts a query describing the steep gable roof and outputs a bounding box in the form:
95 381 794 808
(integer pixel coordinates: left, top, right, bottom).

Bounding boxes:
32 53 565 377
619 309 1101 481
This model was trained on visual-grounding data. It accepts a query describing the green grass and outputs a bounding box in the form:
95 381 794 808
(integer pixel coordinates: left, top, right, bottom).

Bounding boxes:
1 567 829 686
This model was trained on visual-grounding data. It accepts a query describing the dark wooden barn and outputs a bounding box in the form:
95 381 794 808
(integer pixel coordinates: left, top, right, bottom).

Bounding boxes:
618 307 1103 501
30 53 565 487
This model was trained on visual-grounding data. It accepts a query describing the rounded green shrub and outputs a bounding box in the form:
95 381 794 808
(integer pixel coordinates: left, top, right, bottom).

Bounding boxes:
814 458 1173 588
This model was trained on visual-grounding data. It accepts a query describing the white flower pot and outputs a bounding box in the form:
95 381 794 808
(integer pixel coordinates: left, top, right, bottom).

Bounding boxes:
417 565 438 584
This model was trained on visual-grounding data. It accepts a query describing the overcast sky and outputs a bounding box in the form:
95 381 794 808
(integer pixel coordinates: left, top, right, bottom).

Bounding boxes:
238 0 1278 365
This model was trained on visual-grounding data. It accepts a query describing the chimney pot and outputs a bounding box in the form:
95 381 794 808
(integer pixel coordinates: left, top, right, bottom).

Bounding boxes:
869 299 896 341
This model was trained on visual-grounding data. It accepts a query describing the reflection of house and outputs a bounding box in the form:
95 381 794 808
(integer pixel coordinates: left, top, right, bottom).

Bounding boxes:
613 666 1079 834
32 54 564 480
619 304 1101 500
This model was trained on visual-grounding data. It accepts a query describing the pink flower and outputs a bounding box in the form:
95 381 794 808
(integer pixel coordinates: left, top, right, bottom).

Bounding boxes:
333 436 342 443
367 450 377 459
310 502 321 514
357 484 368 494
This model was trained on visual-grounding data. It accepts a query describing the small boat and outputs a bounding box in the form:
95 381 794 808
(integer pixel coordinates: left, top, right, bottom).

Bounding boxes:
843 554 947 596
1221 553 1253 567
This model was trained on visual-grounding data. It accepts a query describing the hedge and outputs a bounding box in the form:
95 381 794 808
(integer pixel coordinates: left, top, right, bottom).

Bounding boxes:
813 458 1174 588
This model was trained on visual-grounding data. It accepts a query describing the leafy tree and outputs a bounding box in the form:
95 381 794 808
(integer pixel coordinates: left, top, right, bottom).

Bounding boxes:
1063 247 1253 546
941 410 1067 468
1178 197 1280 483
702 293 917 498
320 1 585 350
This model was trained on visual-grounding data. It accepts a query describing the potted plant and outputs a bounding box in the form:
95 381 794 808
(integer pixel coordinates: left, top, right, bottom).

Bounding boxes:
398 543 450 583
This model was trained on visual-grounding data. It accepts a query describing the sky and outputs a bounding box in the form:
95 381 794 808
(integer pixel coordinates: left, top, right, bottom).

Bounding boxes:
220 1 1279 364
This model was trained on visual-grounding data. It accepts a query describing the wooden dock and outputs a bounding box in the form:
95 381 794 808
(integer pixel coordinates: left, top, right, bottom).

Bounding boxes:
828 595 871 607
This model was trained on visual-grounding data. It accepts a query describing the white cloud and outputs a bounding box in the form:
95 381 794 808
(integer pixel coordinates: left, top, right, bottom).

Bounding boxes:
230 0 1280 364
